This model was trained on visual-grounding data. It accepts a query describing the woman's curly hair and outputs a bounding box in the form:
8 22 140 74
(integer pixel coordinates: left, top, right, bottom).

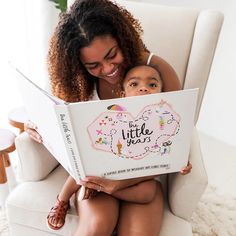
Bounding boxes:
48 0 148 102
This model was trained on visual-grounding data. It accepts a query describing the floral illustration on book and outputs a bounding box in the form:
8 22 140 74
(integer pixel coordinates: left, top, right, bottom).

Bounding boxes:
87 100 181 160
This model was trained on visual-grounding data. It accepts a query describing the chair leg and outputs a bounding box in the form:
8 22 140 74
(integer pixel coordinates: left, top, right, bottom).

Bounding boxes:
0 153 9 208
2 153 17 191
0 154 7 184
3 153 11 167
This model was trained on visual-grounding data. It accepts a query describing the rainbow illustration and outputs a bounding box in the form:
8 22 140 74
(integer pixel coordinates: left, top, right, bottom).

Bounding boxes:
107 104 126 111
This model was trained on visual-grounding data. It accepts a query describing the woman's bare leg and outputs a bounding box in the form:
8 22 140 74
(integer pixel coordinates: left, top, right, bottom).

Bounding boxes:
117 181 164 236
112 180 157 203
74 192 119 236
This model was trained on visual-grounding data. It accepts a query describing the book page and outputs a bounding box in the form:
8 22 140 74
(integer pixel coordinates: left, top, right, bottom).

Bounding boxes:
15 67 75 178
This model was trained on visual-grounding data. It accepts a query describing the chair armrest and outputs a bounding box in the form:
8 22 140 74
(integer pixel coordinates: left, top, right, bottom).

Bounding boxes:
15 132 59 182
184 10 224 121
167 127 208 221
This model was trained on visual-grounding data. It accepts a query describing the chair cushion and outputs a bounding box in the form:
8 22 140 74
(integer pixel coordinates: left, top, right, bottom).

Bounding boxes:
6 166 192 236
6 166 77 235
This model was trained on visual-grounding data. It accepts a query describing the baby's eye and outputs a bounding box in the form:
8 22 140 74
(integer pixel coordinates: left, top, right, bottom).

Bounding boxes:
129 82 138 87
149 83 158 88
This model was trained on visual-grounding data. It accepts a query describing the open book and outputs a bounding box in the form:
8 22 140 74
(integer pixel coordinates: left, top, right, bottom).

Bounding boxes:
14 66 198 183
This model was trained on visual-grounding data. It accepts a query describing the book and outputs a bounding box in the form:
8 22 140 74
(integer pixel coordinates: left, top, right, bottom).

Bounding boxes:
14 66 198 183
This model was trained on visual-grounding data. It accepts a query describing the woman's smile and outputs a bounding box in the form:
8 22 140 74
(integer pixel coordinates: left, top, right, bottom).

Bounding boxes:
106 68 119 78
103 67 121 84
80 35 124 85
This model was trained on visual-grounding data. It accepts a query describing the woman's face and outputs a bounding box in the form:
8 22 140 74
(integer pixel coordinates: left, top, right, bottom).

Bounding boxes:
80 35 124 85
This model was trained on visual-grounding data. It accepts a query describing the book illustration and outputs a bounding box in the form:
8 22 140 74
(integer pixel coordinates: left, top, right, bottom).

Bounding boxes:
87 100 181 160
107 104 126 111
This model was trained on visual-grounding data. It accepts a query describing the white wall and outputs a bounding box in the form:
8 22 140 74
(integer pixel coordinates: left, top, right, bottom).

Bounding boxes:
132 0 236 147
0 0 59 130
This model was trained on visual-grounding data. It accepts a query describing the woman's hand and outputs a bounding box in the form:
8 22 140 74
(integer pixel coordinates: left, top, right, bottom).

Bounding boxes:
79 175 156 195
79 177 121 195
24 120 43 143
180 161 192 175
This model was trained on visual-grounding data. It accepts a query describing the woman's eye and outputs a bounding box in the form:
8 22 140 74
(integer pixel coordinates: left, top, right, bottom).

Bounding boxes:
86 64 99 70
107 52 117 60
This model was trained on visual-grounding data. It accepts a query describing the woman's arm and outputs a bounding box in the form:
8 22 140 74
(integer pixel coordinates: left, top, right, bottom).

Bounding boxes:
79 163 192 195
79 175 157 195
142 52 181 92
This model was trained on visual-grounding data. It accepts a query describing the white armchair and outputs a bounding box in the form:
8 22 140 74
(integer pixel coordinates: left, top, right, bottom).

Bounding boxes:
6 1 223 235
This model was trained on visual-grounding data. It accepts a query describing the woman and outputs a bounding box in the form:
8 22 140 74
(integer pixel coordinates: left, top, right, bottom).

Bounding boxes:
25 0 189 235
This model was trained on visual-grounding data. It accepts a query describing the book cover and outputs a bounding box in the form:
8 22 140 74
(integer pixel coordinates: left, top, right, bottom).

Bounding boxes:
62 89 198 180
15 66 198 182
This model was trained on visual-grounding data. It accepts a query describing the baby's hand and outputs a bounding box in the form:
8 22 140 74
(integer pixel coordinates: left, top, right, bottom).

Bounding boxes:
78 186 97 201
84 187 98 200
180 161 192 175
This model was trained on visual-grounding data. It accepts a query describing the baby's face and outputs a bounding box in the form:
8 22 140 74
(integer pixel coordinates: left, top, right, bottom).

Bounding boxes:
123 65 162 97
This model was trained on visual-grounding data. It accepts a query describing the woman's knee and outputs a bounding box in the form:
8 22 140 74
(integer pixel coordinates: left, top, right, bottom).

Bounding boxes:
89 216 114 235
117 183 164 236
74 214 116 236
